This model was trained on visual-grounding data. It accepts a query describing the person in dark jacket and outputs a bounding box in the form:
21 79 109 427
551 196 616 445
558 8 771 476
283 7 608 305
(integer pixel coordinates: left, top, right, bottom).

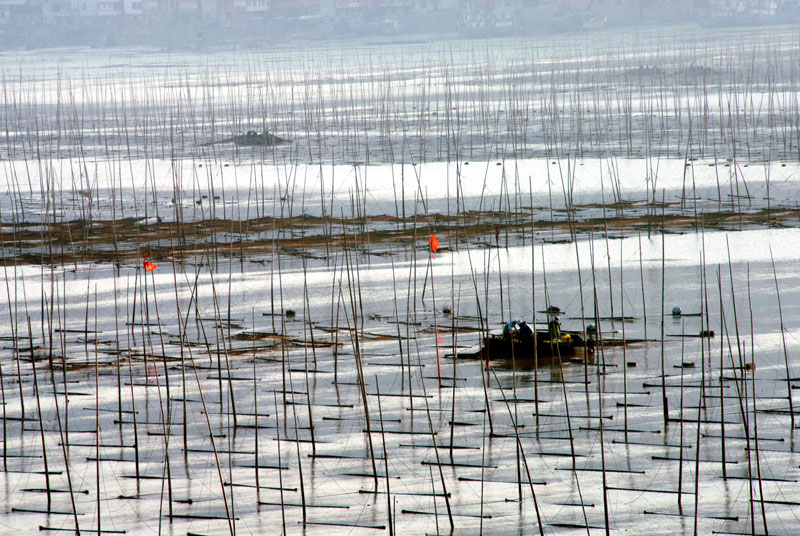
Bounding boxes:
518 320 533 340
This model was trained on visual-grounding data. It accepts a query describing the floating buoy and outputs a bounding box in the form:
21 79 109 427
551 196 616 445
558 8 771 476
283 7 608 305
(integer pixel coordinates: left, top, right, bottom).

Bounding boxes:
285 309 296 318
442 305 452 315
672 306 682 316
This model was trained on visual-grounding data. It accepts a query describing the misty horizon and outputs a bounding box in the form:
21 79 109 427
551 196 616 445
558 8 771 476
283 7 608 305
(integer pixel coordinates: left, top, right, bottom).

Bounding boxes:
0 0 798 50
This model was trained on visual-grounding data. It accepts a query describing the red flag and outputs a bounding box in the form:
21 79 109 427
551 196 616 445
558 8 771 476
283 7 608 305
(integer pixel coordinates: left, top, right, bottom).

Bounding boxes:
429 234 439 253
143 260 157 272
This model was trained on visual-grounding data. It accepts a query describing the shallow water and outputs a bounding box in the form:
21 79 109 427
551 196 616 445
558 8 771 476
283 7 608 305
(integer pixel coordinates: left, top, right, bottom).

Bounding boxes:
3 24 800 536
2 223 800 535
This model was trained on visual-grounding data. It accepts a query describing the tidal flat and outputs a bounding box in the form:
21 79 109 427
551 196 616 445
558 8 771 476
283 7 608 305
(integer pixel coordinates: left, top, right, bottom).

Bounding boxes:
2 24 800 535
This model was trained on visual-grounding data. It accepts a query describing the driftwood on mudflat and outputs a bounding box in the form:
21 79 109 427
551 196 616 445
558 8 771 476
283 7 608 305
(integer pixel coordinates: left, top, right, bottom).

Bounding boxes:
201 130 290 147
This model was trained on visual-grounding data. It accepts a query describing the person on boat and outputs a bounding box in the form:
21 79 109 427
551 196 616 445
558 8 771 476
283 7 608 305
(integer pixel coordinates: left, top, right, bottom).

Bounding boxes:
518 320 533 340
585 323 596 354
503 319 520 340
548 316 562 341
503 320 514 338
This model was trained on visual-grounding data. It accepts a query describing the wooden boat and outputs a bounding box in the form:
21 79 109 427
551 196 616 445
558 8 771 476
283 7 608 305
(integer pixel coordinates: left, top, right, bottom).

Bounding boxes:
480 330 584 359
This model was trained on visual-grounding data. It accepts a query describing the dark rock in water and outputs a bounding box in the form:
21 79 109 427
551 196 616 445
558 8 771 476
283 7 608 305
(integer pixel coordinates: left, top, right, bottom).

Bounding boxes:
233 130 289 146
202 130 290 147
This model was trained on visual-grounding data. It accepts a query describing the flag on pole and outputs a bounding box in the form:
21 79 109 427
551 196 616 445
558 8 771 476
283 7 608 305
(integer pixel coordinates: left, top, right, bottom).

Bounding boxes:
429 234 439 253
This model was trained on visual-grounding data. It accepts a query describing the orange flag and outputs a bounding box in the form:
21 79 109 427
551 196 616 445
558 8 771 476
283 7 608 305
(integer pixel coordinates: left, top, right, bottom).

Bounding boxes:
429 234 439 253
143 260 158 272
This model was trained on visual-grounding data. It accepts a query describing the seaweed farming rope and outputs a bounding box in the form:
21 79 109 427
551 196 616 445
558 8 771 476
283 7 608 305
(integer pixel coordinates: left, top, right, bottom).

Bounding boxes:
660 191 668 430
343 232 379 492
529 178 539 422
489 366 545 535
769 248 794 432
374 377 394 536
747 266 769 534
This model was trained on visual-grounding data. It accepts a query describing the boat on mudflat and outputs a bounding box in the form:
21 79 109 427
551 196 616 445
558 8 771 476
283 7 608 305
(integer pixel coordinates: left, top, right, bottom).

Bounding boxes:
454 329 591 367
479 330 586 359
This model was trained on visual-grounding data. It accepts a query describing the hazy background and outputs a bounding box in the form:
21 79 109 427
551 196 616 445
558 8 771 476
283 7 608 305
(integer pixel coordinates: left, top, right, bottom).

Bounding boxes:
0 0 798 50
